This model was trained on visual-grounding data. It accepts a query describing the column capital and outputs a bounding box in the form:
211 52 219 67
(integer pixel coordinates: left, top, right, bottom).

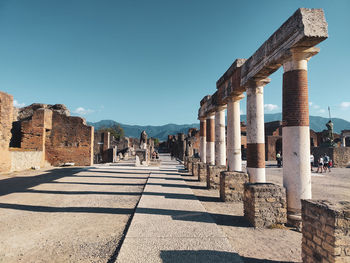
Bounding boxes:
227 94 245 102
199 117 207 121
283 47 320 72
206 113 215 119
215 105 227 112
247 77 271 88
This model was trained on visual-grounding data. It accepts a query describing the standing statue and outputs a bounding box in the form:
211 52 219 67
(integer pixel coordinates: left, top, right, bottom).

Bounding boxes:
321 120 336 147
139 130 148 149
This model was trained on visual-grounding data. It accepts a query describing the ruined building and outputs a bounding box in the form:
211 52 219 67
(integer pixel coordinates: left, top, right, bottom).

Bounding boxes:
0 91 94 173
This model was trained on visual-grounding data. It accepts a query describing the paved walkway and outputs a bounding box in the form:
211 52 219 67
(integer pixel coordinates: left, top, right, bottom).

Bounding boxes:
116 154 242 263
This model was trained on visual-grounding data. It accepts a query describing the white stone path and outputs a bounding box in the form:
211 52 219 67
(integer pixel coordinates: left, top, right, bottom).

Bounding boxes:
116 154 242 263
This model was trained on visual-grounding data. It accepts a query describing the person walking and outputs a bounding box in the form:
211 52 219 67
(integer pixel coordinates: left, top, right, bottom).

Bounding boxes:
317 156 324 173
310 154 314 172
276 151 282 168
323 154 329 172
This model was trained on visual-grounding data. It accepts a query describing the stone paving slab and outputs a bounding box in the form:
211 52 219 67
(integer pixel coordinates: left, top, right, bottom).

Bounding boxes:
116 155 242 263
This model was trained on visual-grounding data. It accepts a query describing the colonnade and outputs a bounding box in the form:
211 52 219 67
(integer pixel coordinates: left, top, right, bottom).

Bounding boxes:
196 8 328 223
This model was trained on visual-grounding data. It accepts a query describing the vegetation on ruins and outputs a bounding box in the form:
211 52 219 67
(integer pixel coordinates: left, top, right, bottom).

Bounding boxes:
99 124 125 141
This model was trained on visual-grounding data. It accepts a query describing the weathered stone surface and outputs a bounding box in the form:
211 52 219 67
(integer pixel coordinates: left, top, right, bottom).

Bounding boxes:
197 162 207 182
135 149 148 165
18 103 70 120
0 91 13 173
206 165 226 190
243 183 287 228
10 149 44 172
241 8 328 87
302 200 350 263
220 171 249 202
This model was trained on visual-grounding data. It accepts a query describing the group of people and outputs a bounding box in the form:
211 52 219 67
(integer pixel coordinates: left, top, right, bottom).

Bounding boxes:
311 153 332 173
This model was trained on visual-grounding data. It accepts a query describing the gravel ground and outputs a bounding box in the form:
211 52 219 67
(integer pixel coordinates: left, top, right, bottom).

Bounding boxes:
0 161 149 263
183 162 350 263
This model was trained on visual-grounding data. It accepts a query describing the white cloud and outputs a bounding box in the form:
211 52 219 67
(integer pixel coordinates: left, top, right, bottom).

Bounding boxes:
340 102 350 109
13 100 25 108
73 107 94 115
319 109 326 113
264 104 278 112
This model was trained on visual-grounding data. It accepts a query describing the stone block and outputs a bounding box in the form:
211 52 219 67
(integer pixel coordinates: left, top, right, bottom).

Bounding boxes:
220 171 249 202
197 162 207 182
0 91 13 173
206 165 226 190
243 183 287 228
135 149 148 165
302 200 350 263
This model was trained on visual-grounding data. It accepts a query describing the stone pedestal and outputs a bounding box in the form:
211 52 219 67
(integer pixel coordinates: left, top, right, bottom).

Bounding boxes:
301 200 350 263
135 149 148 166
188 157 199 175
220 171 249 202
243 183 287 228
207 165 226 190
193 162 199 178
197 162 207 182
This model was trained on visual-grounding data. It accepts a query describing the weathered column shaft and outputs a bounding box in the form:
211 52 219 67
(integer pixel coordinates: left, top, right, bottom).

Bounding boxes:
199 119 206 163
206 114 215 165
282 48 316 218
246 79 269 183
215 108 226 166
227 96 243 172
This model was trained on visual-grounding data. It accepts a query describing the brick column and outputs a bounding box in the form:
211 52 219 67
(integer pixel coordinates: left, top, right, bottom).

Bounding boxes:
206 114 215 165
227 95 244 172
215 107 226 166
282 47 319 223
199 118 206 163
246 78 270 183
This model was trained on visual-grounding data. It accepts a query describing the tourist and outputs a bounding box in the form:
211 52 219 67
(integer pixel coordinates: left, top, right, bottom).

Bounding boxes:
317 156 324 173
328 159 332 172
276 151 282 168
323 154 329 172
310 154 314 172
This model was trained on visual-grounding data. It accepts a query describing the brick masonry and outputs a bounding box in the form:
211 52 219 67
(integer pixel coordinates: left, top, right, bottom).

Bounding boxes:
247 143 265 168
45 112 94 166
220 171 249 202
206 165 226 190
0 91 13 173
301 199 350 263
283 69 309 127
243 183 287 228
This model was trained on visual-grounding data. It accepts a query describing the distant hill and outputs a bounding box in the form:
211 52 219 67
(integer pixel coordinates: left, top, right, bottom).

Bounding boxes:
88 114 350 141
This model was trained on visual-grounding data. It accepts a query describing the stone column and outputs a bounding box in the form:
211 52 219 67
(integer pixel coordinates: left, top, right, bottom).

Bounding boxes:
227 95 244 172
206 114 215 165
199 118 206 163
342 136 346 147
246 78 270 183
282 47 318 223
215 107 226 166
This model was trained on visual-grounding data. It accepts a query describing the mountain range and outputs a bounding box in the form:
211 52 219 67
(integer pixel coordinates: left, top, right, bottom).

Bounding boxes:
88 113 350 141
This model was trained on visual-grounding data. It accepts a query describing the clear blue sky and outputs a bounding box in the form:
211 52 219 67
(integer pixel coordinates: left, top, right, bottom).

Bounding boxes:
0 0 349 125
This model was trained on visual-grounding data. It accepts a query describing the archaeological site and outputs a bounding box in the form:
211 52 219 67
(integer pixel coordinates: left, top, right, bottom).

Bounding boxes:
0 4 349 263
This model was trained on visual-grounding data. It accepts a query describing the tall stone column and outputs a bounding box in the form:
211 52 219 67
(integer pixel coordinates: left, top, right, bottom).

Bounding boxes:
199 118 206 163
215 107 226 166
206 114 215 165
282 47 318 222
227 95 244 172
246 78 270 183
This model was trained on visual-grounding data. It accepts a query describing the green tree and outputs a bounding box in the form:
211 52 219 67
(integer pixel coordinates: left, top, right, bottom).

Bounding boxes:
99 124 125 141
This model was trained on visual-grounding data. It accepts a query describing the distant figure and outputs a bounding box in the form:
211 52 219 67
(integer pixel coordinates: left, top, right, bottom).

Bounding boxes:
317 156 324 173
310 154 314 172
323 153 331 172
276 151 282 168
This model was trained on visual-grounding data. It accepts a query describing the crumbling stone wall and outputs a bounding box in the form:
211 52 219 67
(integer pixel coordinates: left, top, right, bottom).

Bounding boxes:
207 165 226 189
302 200 350 263
220 171 248 202
45 112 93 166
312 146 350 168
0 91 13 173
10 149 43 172
243 183 287 228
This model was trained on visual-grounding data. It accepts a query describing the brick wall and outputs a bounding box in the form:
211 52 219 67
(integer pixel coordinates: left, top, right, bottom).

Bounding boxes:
45 112 93 166
0 91 13 173
302 200 350 263
220 171 248 202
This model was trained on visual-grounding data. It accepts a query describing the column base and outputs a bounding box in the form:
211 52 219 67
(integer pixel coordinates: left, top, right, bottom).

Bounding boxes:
247 167 266 183
206 165 226 190
220 171 248 202
197 162 207 182
192 159 200 177
243 183 287 228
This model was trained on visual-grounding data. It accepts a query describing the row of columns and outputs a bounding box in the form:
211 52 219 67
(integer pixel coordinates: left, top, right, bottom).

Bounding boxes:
198 48 316 218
